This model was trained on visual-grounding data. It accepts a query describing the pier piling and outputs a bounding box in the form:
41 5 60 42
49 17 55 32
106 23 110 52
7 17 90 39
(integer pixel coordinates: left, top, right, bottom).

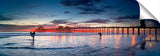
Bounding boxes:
122 28 124 34
127 28 129 34
132 28 134 34
149 27 151 34
138 28 140 35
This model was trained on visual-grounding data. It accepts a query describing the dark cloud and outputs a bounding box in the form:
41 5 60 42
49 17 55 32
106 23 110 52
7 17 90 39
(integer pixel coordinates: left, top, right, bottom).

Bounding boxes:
50 19 68 24
114 15 139 20
64 11 70 14
66 23 78 25
60 0 101 7
0 15 14 21
38 14 55 18
50 19 80 26
0 24 37 32
79 12 101 14
101 6 114 9
0 24 15 27
77 7 105 14
77 7 104 12
60 0 110 14
0 24 17 31
113 15 139 23
114 20 127 23
85 19 110 23
51 19 111 25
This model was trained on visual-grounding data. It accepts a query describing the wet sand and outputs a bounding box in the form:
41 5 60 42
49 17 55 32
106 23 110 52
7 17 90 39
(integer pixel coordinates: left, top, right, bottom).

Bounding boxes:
0 32 160 56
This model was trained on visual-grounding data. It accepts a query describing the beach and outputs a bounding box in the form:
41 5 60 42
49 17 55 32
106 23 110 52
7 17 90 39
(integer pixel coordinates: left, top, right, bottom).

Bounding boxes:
0 32 160 56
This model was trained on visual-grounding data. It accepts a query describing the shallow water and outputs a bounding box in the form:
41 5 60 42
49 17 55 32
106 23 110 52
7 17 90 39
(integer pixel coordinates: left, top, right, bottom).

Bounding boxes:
0 32 160 56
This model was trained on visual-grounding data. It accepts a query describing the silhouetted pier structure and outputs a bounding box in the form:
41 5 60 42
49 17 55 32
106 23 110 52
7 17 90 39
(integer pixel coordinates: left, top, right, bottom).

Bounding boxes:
35 26 160 42
35 20 160 35
67 27 160 34
36 27 160 35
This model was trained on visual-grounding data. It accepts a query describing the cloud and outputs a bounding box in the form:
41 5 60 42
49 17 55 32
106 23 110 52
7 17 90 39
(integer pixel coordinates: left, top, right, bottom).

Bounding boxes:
64 11 70 14
77 7 105 14
50 19 68 24
0 15 15 21
114 15 139 20
60 0 111 14
79 12 101 14
114 20 127 23
51 18 111 24
102 6 114 9
0 24 37 32
38 14 56 18
85 19 110 23
66 23 78 26
77 7 104 12
113 15 139 23
60 0 101 7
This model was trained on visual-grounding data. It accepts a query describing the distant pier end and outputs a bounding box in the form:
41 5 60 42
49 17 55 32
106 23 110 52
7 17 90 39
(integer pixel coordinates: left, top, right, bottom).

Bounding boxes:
140 20 146 27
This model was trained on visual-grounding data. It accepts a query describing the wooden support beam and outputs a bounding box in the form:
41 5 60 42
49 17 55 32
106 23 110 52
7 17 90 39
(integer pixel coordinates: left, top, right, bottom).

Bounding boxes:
127 28 129 34
149 27 151 34
122 28 124 34
138 28 140 35
132 28 134 34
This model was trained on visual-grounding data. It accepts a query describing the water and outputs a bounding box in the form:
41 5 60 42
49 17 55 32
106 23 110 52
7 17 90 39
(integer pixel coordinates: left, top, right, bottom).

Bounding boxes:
0 32 160 56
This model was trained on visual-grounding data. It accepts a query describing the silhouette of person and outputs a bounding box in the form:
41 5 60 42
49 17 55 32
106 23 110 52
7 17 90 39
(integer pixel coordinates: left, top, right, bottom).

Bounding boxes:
98 33 102 36
140 41 146 50
98 33 102 39
30 31 36 40
32 32 35 35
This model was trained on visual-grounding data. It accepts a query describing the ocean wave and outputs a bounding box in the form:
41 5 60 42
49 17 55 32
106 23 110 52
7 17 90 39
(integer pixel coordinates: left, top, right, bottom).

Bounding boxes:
3 43 17 46
0 36 10 39
0 45 89 50
0 47 74 50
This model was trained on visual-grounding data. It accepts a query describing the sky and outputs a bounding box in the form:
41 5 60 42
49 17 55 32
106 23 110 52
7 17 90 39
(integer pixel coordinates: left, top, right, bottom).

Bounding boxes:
0 0 155 31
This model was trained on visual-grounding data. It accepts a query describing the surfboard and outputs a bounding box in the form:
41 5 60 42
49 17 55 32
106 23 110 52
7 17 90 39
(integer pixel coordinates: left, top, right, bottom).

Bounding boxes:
30 32 35 38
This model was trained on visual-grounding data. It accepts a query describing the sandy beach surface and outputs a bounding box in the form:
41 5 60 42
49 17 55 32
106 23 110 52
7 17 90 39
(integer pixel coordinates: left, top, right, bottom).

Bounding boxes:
0 32 160 56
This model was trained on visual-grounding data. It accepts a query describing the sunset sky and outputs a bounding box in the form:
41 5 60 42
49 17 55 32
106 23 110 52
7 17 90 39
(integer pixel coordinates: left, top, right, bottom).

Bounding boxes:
0 0 157 32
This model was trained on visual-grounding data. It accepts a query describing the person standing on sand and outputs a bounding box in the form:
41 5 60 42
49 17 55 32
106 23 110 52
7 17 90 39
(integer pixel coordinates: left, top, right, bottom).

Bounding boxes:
140 41 146 50
30 31 36 40
98 32 102 39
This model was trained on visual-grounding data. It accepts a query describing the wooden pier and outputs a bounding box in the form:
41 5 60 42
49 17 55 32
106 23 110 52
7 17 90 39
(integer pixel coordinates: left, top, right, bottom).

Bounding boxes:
35 27 160 41
69 27 160 34
36 27 160 34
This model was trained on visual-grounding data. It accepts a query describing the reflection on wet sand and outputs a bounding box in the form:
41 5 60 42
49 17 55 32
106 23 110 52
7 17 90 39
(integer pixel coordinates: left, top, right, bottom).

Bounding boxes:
149 42 152 48
29 32 159 49
139 33 159 50
1 30 159 56
131 34 135 47
31 39 34 48
145 34 159 42
115 35 120 49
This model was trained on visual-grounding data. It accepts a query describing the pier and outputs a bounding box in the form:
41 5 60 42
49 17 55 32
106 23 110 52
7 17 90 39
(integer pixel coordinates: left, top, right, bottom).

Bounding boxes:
36 27 160 34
